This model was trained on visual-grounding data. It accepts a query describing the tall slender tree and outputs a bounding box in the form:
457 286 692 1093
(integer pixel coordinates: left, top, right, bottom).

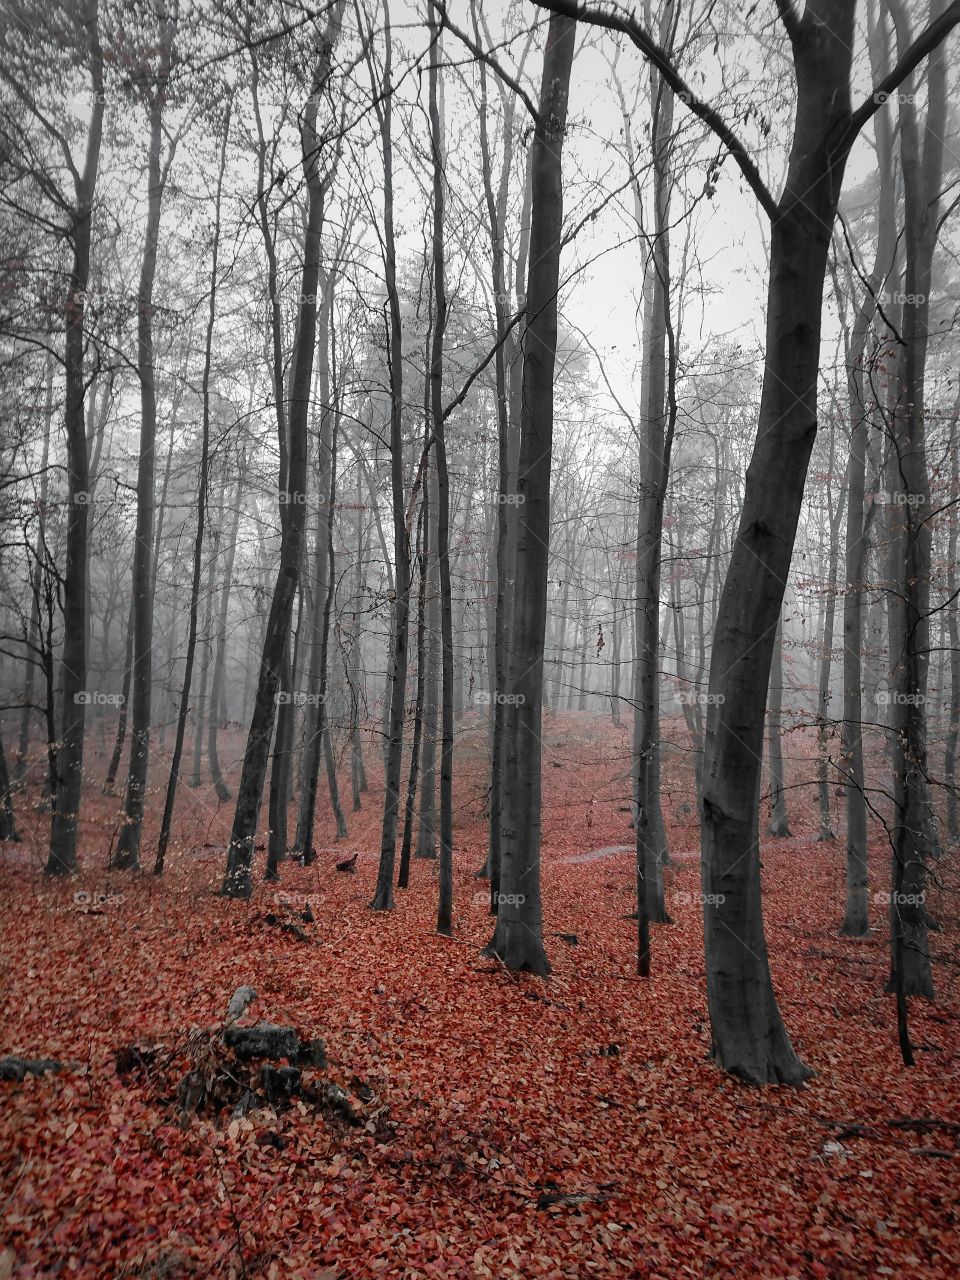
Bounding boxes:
222 1 346 896
486 12 577 974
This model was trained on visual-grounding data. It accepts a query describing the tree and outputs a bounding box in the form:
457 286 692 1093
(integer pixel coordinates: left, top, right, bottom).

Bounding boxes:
1 0 109 875
883 0 949 1009
368 0 413 912
485 11 577 975
154 98 231 876
222 1 346 897
113 4 179 871
539 0 960 1081
426 10 454 936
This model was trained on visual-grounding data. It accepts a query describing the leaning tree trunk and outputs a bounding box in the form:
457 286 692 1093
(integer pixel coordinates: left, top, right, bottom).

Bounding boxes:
223 8 344 896
699 1 863 1085
427 11 454 937
486 11 577 974
47 11 104 875
296 277 348 861
18 348 54 782
541 0 960 1089
369 2 412 910
208 464 245 802
154 103 230 875
113 38 175 871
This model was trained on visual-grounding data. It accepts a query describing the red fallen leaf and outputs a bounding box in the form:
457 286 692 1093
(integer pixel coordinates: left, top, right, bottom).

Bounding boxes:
1 716 958 1278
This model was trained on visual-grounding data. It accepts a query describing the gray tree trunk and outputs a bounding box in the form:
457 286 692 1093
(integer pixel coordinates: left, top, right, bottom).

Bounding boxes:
47 6 105 874
223 7 345 895
114 23 176 870
486 11 577 974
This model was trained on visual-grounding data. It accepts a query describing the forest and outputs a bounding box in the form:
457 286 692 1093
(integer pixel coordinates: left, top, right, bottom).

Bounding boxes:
1 0 959 1274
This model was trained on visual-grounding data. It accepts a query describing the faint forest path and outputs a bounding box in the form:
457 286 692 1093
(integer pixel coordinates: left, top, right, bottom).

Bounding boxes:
561 830 835 865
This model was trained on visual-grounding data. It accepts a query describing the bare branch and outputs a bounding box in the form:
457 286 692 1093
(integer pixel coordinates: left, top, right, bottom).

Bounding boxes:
845 0 960 149
534 0 779 219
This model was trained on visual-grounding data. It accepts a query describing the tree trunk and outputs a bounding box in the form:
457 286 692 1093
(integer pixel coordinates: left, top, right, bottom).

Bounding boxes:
0 731 21 841
223 8 344 896
700 1 862 1085
295 276 348 861
369 1 412 911
944 412 960 842
208 465 245 801
427 13 454 937
416 462 440 860
883 0 946 1002
266 639 295 878
816 447 845 843
766 618 792 838
47 7 104 875
154 104 230 875
398 506 427 889
18 347 54 783
486 11 577 974
113 29 176 870
628 15 676 957
474 0 521 890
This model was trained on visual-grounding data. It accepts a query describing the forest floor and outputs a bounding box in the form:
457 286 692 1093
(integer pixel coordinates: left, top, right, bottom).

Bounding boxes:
0 713 958 1278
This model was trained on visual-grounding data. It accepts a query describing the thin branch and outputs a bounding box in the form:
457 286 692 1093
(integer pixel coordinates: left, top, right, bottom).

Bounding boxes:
844 0 960 149
534 0 779 219
432 0 541 124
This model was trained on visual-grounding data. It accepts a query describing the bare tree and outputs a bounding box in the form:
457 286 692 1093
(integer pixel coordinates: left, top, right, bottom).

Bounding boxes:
486 12 577 974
